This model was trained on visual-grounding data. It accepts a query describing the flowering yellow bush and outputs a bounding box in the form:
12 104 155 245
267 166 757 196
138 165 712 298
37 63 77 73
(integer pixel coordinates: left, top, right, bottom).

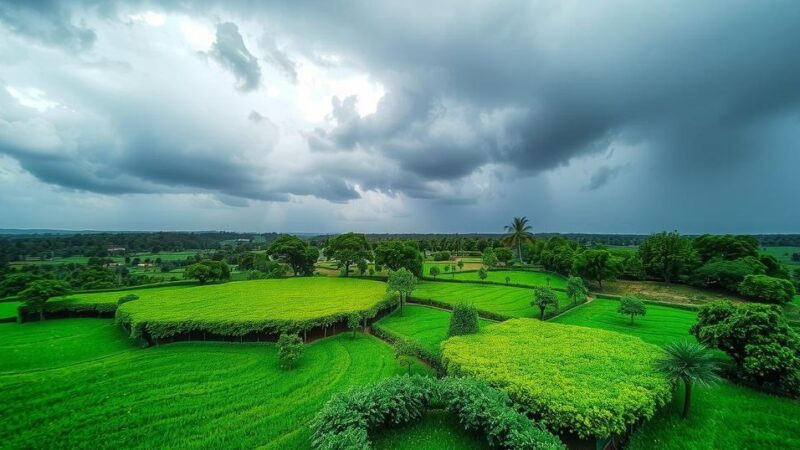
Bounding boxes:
441 319 671 439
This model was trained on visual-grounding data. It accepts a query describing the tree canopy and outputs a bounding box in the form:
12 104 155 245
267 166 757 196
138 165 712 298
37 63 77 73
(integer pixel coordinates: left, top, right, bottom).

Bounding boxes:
267 234 318 276
373 240 423 277
324 233 371 277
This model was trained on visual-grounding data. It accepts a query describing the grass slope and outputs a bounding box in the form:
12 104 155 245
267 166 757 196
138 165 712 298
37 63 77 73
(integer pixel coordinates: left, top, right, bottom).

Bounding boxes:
449 270 567 289
374 305 490 354
412 281 569 318
551 299 698 346
0 319 428 449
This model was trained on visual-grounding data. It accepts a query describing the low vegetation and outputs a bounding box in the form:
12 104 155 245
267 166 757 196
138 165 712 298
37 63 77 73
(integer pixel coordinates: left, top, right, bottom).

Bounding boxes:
411 282 570 319
441 319 672 439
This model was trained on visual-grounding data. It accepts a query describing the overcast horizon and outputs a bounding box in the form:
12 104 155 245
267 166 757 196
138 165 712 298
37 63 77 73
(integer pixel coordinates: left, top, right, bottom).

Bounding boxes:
1 1 799 235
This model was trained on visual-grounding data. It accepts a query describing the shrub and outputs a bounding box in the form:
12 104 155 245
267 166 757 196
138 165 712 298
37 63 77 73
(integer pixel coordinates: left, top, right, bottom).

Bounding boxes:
691 301 800 396
277 333 303 369
432 251 451 261
441 319 671 439
532 286 558 320
738 274 796 304
347 313 361 336
117 294 139 305
447 302 479 337
618 296 646 324
310 375 564 450
428 266 440 278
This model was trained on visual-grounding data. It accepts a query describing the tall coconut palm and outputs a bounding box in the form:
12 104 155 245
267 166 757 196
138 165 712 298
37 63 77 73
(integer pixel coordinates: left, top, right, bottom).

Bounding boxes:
656 341 720 419
503 216 535 261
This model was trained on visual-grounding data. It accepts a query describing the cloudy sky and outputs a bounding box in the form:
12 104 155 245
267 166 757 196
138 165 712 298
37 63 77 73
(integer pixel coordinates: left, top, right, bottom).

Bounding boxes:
1 0 798 234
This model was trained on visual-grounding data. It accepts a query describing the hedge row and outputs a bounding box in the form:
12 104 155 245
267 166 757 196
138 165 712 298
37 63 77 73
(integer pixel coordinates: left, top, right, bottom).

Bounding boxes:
407 297 510 322
310 375 565 450
116 296 398 341
420 276 569 293
370 322 444 373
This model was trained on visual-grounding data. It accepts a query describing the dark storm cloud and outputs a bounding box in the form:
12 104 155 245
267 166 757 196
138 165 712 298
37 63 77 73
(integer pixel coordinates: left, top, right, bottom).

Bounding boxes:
584 164 629 191
208 22 261 92
0 0 96 51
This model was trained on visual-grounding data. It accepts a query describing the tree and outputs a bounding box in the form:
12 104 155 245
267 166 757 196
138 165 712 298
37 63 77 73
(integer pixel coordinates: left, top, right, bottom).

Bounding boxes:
495 247 513 265
277 333 304 369
571 249 622 289
429 266 440 279
267 235 318 276
374 240 423 277
478 267 488 282
692 234 759 263
394 340 419 376
356 259 368 276
20 279 69 320
505 275 511 285
639 231 697 283
324 233 371 277
618 296 646 324
347 313 361 337
444 265 450 276
738 274 796 304
656 341 720 419
448 302 480 337
565 276 588 305
185 261 230 283
532 287 558 320
692 256 766 291
503 216 535 261
387 268 417 316
457 259 464 271
482 248 498 268
691 301 800 396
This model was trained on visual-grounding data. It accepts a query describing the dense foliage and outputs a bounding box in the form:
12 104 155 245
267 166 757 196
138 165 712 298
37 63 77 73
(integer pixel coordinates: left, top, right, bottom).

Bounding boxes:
374 240 423 277
618 296 647 324
639 232 697 283
184 260 230 283
20 279 70 320
310 375 564 450
531 286 559 320
441 319 672 438
267 235 319 276
690 301 800 396
386 268 417 316
324 232 372 276
277 333 304 369
737 274 796 304
571 248 621 288
447 302 479 337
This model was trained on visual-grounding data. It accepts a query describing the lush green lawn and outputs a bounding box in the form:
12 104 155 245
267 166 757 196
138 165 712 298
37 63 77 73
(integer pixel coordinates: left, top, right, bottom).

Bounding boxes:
372 410 488 449
448 270 567 289
411 281 570 318
0 319 133 372
629 381 800 449
0 301 21 320
551 299 698 347
374 305 490 354
0 319 428 449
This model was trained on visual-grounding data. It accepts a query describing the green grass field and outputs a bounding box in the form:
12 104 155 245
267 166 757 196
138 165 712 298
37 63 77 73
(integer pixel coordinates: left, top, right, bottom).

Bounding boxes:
411 281 570 318
760 246 800 267
551 299 698 346
8 251 204 267
371 410 488 449
628 381 800 449
0 319 429 449
374 305 490 354
448 270 567 289
0 301 21 320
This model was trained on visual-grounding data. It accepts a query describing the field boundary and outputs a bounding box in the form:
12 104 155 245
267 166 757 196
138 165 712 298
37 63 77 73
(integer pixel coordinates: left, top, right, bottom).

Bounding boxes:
420 276 569 292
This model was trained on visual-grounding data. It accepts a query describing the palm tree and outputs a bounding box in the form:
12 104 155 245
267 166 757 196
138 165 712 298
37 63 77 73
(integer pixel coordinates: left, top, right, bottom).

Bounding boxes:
656 341 720 419
503 216 534 262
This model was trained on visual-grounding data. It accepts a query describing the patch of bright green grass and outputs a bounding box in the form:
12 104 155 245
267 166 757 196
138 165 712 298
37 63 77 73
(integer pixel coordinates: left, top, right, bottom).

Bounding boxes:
412 282 569 318
0 319 135 372
551 299 698 347
628 381 800 450
0 320 429 449
0 301 21 320
449 270 566 289
372 410 489 450
374 305 490 354
760 246 800 267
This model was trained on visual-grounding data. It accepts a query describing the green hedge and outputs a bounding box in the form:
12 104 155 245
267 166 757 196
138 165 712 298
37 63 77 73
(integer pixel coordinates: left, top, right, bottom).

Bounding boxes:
420 276 569 293
370 323 444 372
310 375 564 450
407 297 510 322
441 319 672 439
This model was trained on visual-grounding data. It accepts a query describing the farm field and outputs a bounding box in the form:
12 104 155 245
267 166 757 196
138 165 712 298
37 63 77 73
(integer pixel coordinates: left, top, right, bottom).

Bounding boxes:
423 257 483 273
374 305 490 354
0 301 20 320
598 279 738 305
760 246 800 268
411 281 570 318
551 298 698 346
7 250 204 267
448 269 567 289
0 319 429 449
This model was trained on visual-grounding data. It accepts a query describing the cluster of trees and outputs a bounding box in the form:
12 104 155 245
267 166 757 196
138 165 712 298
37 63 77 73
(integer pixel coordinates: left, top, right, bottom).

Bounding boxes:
691 301 799 397
184 261 231 284
0 231 279 262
